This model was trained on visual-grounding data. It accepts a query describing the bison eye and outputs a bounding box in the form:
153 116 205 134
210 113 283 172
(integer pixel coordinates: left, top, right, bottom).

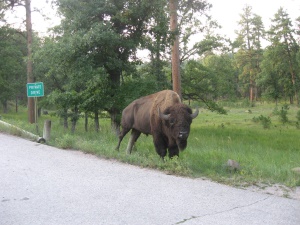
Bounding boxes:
169 118 176 125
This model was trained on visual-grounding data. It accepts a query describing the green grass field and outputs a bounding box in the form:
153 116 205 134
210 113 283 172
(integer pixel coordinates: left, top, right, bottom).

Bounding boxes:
1 102 299 188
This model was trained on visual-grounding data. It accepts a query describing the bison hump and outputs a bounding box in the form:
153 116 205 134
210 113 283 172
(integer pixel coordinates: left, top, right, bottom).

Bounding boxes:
151 90 181 117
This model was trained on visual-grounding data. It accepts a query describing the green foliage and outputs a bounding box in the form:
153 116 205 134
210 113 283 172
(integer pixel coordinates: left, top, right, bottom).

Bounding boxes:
0 26 27 110
117 77 161 110
178 1 221 61
257 48 283 102
182 59 226 114
135 62 171 90
279 105 289 124
159 156 191 176
235 5 264 100
203 54 238 100
55 134 75 149
252 115 271 129
182 59 215 98
273 104 289 124
264 7 299 104
296 110 300 122
201 100 227 115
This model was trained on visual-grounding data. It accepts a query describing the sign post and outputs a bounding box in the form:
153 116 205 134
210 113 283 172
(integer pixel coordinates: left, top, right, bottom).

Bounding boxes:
27 82 44 133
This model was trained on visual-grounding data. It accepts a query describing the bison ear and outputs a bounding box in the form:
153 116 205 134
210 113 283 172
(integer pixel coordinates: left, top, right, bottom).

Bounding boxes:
190 107 199 119
158 107 170 121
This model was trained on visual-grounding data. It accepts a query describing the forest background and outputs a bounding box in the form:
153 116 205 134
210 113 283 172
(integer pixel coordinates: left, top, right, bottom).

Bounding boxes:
1 0 300 132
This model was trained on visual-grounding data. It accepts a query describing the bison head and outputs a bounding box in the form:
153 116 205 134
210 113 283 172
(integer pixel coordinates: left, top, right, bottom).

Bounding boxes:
158 104 199 151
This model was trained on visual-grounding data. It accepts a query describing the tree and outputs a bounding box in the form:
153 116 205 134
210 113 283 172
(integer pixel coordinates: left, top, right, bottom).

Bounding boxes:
203 54 238 100
178 1 224 62
0 1 6 20
34 33 116 133
33 36 71 128
182 59 226 114
48 0 167 132
25 0 34 123
140 0 217 93
296 16 300 42
141 0 169 89
257 47 285 104
0 0 35 122
235 5 264 102
267 7 299 104
0 26 27 112
80 68 112 132
169 0 181 97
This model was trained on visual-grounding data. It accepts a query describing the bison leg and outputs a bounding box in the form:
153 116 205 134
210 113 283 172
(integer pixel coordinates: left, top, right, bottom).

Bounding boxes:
115 127 131 151
126 129 141 154
153 134 168 158
168 145 179 158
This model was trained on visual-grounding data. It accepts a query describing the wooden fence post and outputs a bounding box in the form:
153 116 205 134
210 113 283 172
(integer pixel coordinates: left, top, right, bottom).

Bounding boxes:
43 120 51 142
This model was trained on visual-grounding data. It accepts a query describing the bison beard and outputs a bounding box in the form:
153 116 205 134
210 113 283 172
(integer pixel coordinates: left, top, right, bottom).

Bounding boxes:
115 90 199 158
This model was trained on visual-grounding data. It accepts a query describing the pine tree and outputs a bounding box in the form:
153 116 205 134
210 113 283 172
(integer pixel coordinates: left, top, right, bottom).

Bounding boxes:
235 5 264 102
267 7 299 104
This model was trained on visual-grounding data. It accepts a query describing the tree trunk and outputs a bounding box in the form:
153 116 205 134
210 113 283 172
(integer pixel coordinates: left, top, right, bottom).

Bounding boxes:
71 121 76 134
290 70 298 105
38 107 41 117
3 100 8 113
85 112 88 132
290 96 294 105
108 68 121 134
25 0 34 123
249 79 256 103
94 110 100 133
63 108 68 129
110 108 120 136
15 96 18 113
169 0 181 98
249 80 254 102
71 106 79 134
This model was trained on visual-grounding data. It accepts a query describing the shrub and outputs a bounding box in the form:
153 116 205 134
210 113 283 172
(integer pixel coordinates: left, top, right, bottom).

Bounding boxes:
296 110 300 122
295 110 300 129
274 104 289 124
252 115 271 129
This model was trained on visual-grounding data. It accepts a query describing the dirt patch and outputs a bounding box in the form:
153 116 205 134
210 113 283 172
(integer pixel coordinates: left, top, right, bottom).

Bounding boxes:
244 183 300 201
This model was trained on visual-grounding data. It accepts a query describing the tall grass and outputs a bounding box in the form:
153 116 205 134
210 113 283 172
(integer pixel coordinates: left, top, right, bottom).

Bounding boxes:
0 103 299 187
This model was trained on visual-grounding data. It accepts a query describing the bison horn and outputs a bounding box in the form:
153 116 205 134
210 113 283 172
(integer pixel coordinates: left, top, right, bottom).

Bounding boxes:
190 107 199 119
158 107 170 121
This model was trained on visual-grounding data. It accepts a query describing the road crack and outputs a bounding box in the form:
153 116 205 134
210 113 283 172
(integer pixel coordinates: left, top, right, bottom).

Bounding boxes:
175 196 271 224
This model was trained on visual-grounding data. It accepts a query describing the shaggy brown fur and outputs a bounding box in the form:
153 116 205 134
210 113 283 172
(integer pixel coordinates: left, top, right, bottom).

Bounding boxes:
115 90 198 158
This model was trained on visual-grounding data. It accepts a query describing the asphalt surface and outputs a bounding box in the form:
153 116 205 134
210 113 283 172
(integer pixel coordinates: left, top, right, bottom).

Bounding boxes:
1 132 300 225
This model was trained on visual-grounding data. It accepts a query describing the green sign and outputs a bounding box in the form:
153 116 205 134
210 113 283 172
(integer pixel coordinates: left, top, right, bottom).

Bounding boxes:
27 82 44 97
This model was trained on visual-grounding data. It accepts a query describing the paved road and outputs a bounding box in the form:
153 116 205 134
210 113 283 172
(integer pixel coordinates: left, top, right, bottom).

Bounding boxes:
1 133 299 225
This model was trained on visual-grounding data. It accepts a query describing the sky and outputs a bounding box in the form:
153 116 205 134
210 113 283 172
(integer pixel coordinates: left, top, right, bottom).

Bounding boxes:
5 0 300 40
208 0 299 40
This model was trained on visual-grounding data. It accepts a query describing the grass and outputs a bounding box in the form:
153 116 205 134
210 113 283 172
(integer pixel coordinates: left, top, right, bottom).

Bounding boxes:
0 102 300 188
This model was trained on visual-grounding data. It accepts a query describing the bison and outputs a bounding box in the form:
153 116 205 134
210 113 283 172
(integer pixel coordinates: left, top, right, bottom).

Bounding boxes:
115 90 199 158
